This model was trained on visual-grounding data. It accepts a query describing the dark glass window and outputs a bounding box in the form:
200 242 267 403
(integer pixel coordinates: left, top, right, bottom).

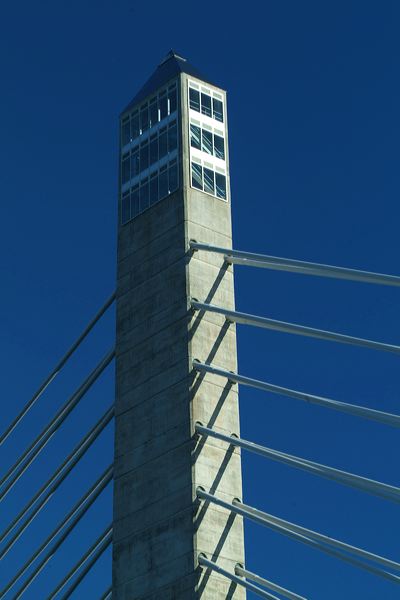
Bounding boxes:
150 173 159 205
191 163 203 190
214 134 225 160
131 185 140 217
140 105 149 133
169 86 177 113
204 167 215 194
189 88 200 112
169 160 178 193
122 154 130 184
215 173 227 199
130 147 140 178
159 92 168 120
150 135 158 166
201 93 212 117
122 119 130 146
121 192 130 223
149 98 158 127
159 167 168 199
202 129 213 155
190 124 201 150
168 122 177 152
131 111 140 140
140 142 149 172
213 98 224 122
140 179 149 211
159 127 168 159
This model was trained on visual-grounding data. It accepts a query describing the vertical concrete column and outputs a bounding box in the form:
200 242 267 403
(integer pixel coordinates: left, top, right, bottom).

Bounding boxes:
112 69 245 599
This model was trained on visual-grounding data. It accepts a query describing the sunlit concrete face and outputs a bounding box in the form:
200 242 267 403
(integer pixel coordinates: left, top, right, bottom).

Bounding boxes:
113 53 246 599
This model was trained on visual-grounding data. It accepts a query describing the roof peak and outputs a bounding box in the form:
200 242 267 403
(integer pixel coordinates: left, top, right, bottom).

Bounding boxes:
159 50 187 66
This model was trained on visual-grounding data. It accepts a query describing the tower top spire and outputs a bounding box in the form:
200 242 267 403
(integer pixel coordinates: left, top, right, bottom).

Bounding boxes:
121 51 217 114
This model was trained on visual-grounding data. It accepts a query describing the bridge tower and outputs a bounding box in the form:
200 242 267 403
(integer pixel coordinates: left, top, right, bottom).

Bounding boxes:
113 51 246 599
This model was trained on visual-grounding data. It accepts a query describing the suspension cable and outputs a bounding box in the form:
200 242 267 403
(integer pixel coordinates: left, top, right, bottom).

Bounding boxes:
192 301 400 355
0 406 114 558
198 554 290 600
193 361 400 427
190 241 400 287
0 349 115 500
47 525 112 600
6 465 113 600
195 424 400 503
234 565 307 600
196 489 400 584
0 293 116 446
99 586 112 600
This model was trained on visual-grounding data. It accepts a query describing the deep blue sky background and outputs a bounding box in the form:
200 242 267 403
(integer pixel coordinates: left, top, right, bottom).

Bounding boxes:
1 1 399 598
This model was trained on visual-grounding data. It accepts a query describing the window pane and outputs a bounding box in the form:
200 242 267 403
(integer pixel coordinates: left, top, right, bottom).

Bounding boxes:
169 161 178 193
202 129 213 155
150 174 159 205
131 186 140 217
214 134 225 160
140 180 149 211
122 119 130 146
159 92 168 120
169 86 177 113
213 98 223 122
168 122 177 152
130 147 140 178
149 99 158 128
159 127 168 159
191 163 203 190
204 167 215 194
121 193 130 223
216 173 227 199
159 168 168 199
140 105 149 133
201 93 212 117
131 112 139 140
189 88 200 112
190 124 201 150
150 135 158 166
122 154 130 184
140 142 149 172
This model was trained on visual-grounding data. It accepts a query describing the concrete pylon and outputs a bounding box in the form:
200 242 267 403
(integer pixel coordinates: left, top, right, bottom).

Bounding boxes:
113 51 246 599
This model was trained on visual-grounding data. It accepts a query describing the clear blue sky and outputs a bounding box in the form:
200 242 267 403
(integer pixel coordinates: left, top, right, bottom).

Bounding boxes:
0 1 399 598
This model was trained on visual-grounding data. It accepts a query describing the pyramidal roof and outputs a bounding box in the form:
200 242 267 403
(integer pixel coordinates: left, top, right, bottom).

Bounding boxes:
121 51 217 114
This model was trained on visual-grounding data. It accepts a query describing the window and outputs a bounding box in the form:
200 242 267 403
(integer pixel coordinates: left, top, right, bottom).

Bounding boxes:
122 153 130 184
189 88 200 112
140 141 149 172
203 167 215 194
130 147 140 178
215 173 226 199
159 166 168 199
150 173 158 205
169 160 178 193
149 98 158 128
122 118 130 146
140 105 149 133
121 192 130 223
140 179 149 211
214 134 225 160
201 93 212 117
159 126 168 159
159 92 168 120
169 86 177 114
150 135 158 166
168 122 177 152
213 98 223 122
190 124 201 150
131 185 140 217
192 163 203 190
202 129 213 155
131 111 140 140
